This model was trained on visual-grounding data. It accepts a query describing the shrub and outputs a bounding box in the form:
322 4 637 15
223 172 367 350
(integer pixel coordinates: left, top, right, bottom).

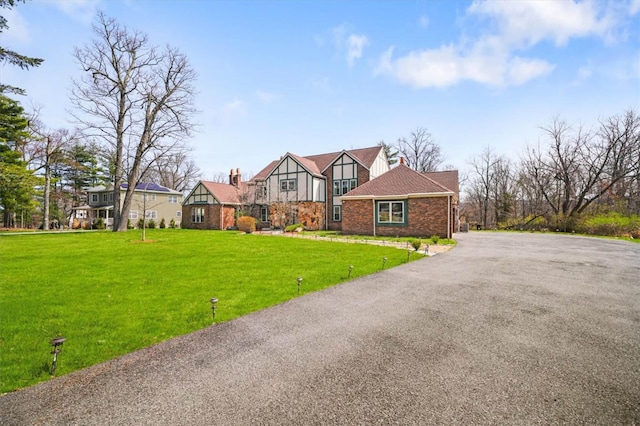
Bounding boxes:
159 218 166 229
430 235 440 244
147 219 156 229
237 216 256 233
127 219 134 229
137 218 145 229
169 218 176 229
575 213 640 237
93 218 106 230
285 223 303 232
409 238 422 251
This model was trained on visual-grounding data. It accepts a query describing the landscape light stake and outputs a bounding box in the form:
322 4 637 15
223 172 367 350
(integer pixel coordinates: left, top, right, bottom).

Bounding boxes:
407 249 411 262
49 336 66 375
210 298 218 320
425 244 430 256
348 265 354 279
382 256 387 269
297 277 303 295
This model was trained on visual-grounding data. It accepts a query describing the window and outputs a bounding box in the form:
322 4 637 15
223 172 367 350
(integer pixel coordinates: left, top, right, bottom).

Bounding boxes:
168 195 178 204
280 179 296 192
333 205 341 222
102 194 108 202
109 193 114 201
176 211 182 217
377 201 406 225
145 210 157 219
192 207 204 223
129 210 138 220
144 193 156 201
256 185 267 198
260 206 269 222
333 181 341 196
91 194 98 203
333 179 358 196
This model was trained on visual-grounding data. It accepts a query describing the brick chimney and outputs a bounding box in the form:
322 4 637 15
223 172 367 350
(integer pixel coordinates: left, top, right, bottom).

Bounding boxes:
400 157 405 165
229 168 242 187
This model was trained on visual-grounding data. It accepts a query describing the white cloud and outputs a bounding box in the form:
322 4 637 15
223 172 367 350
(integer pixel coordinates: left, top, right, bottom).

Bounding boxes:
330 24 369 66
575 65 593 85
346 34 369 67
630 0 640 15
377 0 623 89
467 0 616 47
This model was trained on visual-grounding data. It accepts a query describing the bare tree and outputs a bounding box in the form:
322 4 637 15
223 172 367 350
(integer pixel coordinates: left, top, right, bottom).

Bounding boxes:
71 12 197 231
395 127 444 172
142 150 201 192
468 146 500 228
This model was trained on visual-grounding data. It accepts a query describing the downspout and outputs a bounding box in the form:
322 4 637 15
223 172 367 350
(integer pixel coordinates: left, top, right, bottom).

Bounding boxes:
372 198 376 237
447 195 451 239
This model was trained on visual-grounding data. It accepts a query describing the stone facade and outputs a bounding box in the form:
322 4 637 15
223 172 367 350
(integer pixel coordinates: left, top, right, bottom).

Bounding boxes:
297 201 325 230
342 196 452 238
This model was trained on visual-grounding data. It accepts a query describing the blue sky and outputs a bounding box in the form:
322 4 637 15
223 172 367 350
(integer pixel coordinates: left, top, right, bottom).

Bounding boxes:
3 0 639 181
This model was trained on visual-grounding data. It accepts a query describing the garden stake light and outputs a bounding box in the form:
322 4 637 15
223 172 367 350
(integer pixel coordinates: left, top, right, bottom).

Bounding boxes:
210 298 218 320
407 249 411 262
348 265 353 279
297 277 303 294
49 336 66 375
382 256 387 269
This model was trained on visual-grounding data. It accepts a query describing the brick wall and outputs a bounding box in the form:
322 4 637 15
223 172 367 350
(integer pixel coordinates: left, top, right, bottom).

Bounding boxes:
181 204 237 230
342 196 451 238
342 199 374 235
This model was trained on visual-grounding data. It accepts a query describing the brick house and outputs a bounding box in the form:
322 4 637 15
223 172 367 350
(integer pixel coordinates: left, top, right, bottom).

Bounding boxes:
340 161 459 238
181 147 459 237
181 169 244 230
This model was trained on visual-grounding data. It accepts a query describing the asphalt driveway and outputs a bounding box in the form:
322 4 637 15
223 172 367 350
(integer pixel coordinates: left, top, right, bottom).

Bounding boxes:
2 232 639 425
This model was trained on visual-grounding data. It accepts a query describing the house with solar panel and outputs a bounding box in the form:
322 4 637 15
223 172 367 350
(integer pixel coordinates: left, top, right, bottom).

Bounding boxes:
182 145 459 237
76 182 183 228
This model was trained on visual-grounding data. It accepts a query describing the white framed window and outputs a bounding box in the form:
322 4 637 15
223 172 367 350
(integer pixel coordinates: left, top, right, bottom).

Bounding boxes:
168 195 178 204
109 193 114 201
102 194 108 202
145 210 157 219
144 193 156 201
333 205 341 222
176 211 182 217
260 206 269 222
280 179 296 192
192 207 204 223
91 194 98 203
129 210 138 220
333 179 358 196
377 201 406 224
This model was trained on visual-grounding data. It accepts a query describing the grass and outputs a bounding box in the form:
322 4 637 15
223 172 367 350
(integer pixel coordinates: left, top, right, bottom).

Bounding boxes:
0 229 425 393
294 230 457 246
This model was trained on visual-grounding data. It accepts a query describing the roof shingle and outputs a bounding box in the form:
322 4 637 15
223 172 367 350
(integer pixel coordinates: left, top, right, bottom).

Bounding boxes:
342 164 453 198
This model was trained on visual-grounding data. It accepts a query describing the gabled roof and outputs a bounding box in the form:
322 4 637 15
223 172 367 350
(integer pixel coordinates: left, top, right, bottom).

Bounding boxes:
305 145 384 172
424 170 459 195
341 164 454 199
199 181 243 204
86 182 181 194
249 145 384 183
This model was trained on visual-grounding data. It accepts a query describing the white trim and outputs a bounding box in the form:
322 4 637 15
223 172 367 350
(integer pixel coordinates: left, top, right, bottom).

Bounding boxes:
339 191 454 202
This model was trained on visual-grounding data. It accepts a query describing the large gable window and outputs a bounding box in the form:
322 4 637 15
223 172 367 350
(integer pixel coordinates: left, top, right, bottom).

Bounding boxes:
377 200 406 225
280 179 296 192
333 179 358 196
192 207 205 223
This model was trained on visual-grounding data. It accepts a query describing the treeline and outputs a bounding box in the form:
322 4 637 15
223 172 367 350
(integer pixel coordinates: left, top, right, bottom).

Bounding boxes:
463 109 640 237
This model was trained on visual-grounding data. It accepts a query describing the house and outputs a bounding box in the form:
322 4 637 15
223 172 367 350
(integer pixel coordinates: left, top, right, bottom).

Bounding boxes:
75 183 183 228
181 169 244 230
181 146 390 231
181 146 459 237
339 160 459 238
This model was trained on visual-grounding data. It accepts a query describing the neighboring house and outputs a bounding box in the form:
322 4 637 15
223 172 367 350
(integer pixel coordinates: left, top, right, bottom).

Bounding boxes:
75 183 183 228
181 170 244 230
339 160 459 238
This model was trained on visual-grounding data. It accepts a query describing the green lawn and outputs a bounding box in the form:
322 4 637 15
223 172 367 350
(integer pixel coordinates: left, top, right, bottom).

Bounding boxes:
0 229 424 393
